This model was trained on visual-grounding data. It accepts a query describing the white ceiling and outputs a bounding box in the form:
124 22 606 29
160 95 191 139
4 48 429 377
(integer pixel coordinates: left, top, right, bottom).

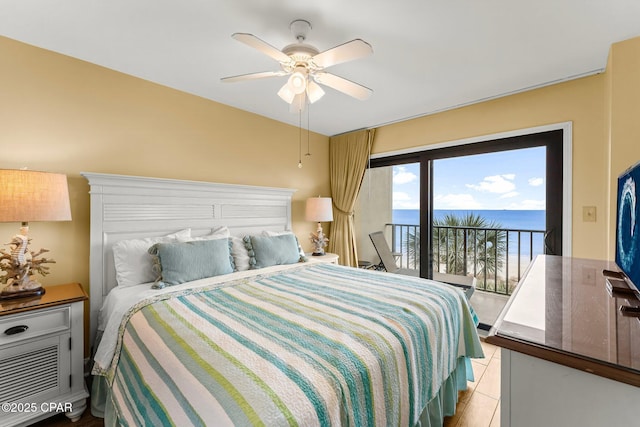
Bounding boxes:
2 0 640 136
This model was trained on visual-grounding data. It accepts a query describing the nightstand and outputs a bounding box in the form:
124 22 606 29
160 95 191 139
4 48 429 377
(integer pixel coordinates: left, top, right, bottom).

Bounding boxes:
305 253 339 264
0 283 89 426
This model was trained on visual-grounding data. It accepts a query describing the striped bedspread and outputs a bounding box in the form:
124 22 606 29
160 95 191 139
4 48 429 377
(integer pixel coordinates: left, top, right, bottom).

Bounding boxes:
104 263 483 426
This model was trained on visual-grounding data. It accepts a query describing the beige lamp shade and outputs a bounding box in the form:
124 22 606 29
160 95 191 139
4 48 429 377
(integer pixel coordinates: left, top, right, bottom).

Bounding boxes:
0 169 71 222
305 197 333 222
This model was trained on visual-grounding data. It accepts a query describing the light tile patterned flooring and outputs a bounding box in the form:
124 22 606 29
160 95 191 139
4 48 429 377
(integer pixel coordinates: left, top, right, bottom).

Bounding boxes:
444 339 501 427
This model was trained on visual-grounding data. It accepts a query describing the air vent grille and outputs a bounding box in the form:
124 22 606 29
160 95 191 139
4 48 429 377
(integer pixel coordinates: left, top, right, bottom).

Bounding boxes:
0 345 59 402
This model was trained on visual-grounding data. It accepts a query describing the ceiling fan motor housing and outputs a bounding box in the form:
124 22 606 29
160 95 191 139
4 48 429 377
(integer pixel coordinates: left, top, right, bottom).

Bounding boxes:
282 44 320 71
290 19 312 42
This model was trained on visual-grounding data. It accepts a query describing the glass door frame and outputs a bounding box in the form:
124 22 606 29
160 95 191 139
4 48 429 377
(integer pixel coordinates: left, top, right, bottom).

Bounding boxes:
369 124 572 279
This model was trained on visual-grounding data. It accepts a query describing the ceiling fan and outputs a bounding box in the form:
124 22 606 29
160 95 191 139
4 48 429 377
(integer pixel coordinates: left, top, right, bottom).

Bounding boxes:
221 20 373 111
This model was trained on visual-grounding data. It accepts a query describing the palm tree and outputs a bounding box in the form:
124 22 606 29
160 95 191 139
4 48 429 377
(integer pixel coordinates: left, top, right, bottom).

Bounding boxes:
405 212 507 278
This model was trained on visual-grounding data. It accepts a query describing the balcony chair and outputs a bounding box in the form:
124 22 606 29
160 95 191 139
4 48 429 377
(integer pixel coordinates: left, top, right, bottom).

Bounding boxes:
368 231 476 299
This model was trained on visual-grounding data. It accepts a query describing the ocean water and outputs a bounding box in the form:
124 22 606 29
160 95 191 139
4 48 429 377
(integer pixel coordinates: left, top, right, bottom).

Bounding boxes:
393 209 545 231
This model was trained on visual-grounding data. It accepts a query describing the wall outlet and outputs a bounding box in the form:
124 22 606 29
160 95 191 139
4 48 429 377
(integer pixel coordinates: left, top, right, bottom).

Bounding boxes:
582 206 597 222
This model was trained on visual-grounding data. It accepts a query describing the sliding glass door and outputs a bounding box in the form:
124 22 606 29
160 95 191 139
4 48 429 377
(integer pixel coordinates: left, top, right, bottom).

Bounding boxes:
357 129 564 326
431 146 548 292
417 130 563 282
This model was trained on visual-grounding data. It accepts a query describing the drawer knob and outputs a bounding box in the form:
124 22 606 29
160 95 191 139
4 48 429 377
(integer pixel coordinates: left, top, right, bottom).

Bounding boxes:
4 325 29 335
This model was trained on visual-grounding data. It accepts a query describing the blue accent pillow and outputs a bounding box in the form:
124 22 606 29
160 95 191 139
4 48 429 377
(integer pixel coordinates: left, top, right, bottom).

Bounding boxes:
243 234 303 269
148 238 234 288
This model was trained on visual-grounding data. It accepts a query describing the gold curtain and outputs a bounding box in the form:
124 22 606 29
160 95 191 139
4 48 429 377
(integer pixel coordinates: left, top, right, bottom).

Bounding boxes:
327 128 376 267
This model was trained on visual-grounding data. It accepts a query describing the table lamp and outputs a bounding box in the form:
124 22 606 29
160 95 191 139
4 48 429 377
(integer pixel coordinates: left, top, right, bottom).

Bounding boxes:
305 196 333 256
0 169 71 300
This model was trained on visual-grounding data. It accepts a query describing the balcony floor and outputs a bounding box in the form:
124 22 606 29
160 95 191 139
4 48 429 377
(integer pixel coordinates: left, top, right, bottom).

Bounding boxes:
469 290 510 331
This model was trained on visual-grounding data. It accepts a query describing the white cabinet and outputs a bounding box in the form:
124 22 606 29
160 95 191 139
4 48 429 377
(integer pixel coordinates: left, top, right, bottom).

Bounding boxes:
487 256 640 427
0 283 89 426
500 349 640 427
305 253 339 264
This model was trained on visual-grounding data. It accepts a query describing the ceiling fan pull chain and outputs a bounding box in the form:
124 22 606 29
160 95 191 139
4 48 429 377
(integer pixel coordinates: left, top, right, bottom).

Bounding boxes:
306 100 312 157
298 109 303 168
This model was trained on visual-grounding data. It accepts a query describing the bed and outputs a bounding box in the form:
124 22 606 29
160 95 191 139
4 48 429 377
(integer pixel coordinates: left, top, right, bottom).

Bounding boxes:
83 172 484 427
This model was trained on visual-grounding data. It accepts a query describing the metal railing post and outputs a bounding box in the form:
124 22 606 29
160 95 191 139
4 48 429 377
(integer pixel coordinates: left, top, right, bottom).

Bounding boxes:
463 229 468 276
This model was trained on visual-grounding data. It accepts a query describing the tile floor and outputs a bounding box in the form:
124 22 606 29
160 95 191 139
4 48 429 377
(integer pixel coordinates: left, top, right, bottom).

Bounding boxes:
444 339 501 427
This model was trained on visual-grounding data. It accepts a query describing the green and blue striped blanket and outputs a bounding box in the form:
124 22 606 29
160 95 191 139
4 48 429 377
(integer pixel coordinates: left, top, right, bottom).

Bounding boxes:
105 263 483 426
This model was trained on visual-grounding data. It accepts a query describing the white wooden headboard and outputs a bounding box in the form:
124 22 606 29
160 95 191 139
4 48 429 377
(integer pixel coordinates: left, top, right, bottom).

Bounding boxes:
82 172 296 346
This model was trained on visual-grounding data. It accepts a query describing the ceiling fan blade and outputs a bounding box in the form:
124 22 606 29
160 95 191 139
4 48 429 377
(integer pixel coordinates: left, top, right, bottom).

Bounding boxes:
232 33 291 63
312 39 373 69
314 72 373 100
221 71 286 83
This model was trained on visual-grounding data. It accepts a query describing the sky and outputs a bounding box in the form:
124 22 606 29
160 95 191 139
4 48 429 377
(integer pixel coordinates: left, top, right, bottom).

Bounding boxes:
392 146 546 210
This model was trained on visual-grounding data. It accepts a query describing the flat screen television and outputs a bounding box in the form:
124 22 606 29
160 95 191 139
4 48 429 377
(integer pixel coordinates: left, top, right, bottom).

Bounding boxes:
615 160 640 293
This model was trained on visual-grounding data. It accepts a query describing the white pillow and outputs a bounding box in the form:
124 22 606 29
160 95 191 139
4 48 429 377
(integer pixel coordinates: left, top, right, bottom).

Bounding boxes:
112 229 191 287
190 226 230 241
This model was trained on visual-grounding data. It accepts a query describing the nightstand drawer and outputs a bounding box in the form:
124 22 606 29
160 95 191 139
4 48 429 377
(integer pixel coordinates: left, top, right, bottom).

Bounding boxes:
0 306 70 346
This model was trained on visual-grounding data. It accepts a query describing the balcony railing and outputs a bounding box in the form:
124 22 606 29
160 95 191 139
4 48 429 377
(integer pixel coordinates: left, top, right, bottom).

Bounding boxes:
386 223 546 295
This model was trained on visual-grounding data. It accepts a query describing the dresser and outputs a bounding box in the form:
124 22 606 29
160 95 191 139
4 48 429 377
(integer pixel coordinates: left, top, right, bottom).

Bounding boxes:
0 283 89 426
486 255 640 427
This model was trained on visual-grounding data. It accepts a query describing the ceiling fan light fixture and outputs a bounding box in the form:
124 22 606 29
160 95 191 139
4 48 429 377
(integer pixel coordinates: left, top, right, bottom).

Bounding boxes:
307 80 325 104
287 68 307 94
277 83 296 103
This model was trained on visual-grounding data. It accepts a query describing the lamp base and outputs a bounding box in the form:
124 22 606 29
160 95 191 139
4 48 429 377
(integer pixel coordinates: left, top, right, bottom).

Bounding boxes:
0 284 46 300
309 222 329 258
0 225 56 301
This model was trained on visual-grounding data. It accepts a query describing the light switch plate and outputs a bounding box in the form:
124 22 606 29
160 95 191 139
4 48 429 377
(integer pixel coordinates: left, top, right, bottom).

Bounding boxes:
583 206 597 222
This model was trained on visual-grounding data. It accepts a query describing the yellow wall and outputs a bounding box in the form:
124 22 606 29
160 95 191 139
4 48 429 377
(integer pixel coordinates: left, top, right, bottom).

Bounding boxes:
373 58 615 260
607 37 640 259
4 32 640 352
0 36 331 295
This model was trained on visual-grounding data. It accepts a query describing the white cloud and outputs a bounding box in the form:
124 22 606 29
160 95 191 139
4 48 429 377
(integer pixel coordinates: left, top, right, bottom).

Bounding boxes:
434 193 483 209
393 191 419 209
499 191 520 199
466 174 516 194
507 199 546 210
528 177 544 187
393 166 417 185
393 192 411 201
